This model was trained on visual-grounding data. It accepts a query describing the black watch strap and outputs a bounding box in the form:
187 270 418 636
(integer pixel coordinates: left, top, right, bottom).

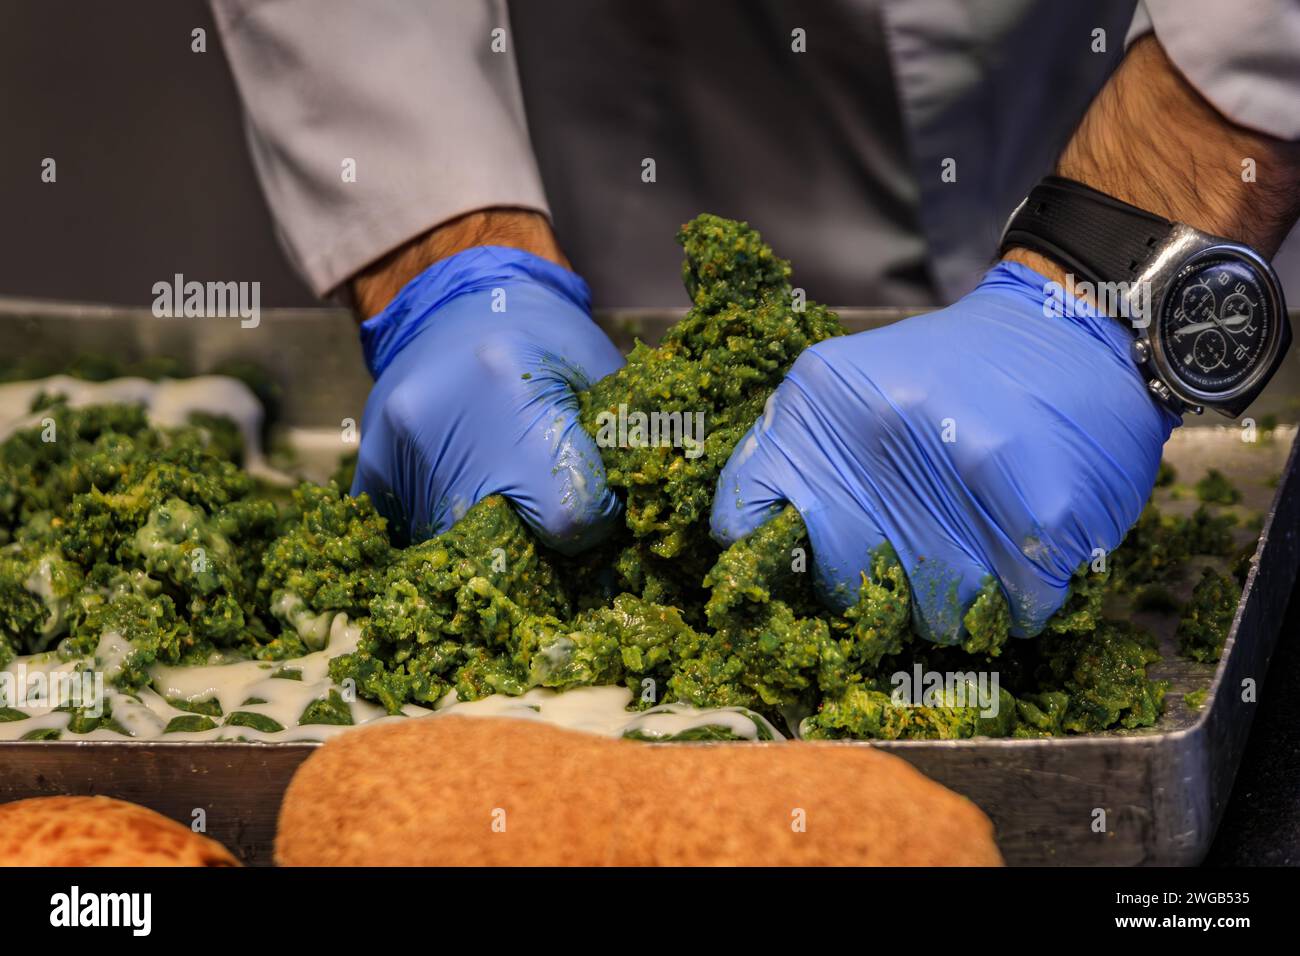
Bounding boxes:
1000 176 1176 288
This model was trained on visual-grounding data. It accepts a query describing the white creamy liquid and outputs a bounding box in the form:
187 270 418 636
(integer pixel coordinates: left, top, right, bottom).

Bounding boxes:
3 388 1292 746
0 612 782 743
0 374 292 484
0 374 780 744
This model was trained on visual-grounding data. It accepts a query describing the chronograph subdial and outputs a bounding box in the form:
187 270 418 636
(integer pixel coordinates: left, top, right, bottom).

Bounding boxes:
1191 328 1227 371
1219 292 1254 333
1180 283 1216 324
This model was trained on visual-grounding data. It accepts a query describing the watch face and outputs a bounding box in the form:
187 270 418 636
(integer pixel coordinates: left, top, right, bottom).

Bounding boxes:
1159 250 1277 397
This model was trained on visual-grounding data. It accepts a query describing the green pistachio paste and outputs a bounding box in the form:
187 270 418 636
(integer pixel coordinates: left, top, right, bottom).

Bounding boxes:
0 216 1247 739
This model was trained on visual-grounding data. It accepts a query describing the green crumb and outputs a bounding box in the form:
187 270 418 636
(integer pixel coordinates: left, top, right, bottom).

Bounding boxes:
961 578 1011 657
1036 622 1167 733
801 683 1018 741
1109 502 1234 593
1180 505 1236 557
0 707 29 722
63 706 109 734
1042 564 1108 636
1184 688 1209 712
223 711 284 733
1196 468 1241 505
623 723 761 742
165 696 223 717
298 690 354 726
20 727 62 741
272 667 303 681
164 714 219 733
1176 568 1237 663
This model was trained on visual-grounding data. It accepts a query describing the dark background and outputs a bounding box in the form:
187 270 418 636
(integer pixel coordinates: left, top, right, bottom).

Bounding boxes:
0 0 314 306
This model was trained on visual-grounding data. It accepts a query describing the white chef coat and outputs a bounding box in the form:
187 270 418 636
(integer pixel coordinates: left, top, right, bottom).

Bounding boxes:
210 0 1300 307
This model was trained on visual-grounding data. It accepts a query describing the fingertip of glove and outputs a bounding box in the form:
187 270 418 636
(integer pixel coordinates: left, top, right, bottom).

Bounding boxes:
707 486 769 547
708 427 772 542
525 490 623 556
707 514 748 549
814 572 860 614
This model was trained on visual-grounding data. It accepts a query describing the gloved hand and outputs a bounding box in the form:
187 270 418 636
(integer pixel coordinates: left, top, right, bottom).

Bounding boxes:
353 246 624 551
710 260 1180 643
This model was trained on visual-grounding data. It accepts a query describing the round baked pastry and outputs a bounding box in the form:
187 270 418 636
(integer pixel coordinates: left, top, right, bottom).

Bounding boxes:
0 796 239 867
276 715 1003 866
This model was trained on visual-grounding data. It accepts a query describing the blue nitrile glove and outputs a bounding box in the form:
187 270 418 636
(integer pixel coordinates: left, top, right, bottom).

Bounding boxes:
353 246 624 551
710 261 1181 643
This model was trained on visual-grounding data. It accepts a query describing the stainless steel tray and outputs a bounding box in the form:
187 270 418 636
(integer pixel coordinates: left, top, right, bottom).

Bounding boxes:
1 299 1297 866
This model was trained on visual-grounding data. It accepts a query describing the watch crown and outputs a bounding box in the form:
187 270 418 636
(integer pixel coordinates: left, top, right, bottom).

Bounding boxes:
1131 339 1151 365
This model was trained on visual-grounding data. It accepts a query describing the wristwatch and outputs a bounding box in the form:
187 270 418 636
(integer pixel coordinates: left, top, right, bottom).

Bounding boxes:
999 175 1291 417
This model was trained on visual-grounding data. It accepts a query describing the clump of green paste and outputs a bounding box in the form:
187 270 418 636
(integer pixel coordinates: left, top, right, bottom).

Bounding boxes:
1176 567 1238 663
325 216 1196 737
1195 468 1241 506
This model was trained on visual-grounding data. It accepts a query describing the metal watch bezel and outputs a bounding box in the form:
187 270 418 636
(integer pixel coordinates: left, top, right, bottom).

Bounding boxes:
1135 235 1289 418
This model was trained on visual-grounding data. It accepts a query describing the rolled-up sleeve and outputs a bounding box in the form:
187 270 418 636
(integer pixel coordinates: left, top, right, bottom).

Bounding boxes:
1127 0 1300 141
211 0 549 295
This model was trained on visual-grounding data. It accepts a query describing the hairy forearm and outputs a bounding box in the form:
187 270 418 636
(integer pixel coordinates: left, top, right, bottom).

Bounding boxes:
350 208 568 320
1007 35 1300 282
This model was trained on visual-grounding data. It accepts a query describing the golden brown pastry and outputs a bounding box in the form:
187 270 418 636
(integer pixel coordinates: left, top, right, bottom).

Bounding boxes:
276 716 1002 866
0 796 239 867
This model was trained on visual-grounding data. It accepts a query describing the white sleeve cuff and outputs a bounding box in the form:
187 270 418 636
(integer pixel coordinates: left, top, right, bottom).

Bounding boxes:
1127 0 1300 141
212 0 550 295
